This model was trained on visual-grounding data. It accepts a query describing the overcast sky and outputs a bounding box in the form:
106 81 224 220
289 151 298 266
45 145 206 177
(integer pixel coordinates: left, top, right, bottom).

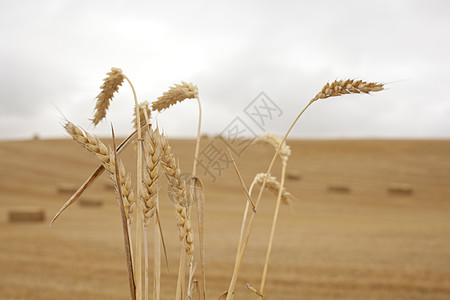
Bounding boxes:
1 0 449 140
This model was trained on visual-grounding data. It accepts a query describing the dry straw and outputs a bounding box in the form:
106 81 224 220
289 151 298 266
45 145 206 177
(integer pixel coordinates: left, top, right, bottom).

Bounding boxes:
152 82 199 112
92 67 125 125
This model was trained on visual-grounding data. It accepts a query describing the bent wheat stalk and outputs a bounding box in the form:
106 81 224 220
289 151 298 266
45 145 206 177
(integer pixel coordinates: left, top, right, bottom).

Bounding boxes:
152 82 202 299
226 79 384 299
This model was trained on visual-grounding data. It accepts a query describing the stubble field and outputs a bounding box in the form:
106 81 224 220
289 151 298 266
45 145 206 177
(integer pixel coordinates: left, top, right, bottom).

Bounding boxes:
1 138 450 299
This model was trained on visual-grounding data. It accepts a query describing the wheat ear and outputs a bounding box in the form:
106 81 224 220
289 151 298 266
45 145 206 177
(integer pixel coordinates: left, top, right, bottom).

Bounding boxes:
226 79 384 300
253 173 293 207
160 134 194 260
142 130 159 224
254 134 291 163
64 122 135 217
91 67 125 126
50 127 140 225
152 82 199 112
311 79 383 102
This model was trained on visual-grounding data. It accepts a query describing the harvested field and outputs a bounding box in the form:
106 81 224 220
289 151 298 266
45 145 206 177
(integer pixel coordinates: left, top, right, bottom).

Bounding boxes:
0 138 450 299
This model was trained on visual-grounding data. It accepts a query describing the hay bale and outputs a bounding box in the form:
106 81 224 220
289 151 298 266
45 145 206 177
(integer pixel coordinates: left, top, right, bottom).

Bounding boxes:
57 183 77 195
388 184 413 196
9 209 45 223
78 198 103 208
286 170 301 181
327 185 351 194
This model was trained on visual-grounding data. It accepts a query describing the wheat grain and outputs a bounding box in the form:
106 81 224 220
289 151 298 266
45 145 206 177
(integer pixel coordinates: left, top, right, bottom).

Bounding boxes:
311 79 383 102
254 134 291 162
152 82 199 112
160 134 194 262
254 173 293 206
91 67 125 125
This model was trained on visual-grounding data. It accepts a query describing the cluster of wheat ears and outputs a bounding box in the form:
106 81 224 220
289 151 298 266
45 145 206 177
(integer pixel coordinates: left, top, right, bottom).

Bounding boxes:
50 68 383 300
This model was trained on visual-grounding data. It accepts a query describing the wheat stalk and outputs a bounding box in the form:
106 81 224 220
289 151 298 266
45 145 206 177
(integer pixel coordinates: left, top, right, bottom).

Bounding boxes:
91 67 125 126
153 81 203 298
257 162 288 299
111 125 137 300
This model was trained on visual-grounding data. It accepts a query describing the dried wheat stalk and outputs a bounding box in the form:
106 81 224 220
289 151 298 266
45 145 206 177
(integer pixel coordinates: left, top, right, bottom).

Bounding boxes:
160 134 194 262
91 67 125 125
311 79 383 102
254 134 291 162
152 82 199 112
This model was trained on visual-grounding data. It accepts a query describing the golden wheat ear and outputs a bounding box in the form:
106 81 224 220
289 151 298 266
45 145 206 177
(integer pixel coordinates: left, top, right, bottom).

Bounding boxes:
254 134 291 163
311 79 383 102
254 173 294 207
91 67 125 125
152 82 199 112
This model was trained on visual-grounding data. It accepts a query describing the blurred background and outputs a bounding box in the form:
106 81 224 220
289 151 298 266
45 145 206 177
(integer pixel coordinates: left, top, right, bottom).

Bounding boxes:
1 1 450 299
